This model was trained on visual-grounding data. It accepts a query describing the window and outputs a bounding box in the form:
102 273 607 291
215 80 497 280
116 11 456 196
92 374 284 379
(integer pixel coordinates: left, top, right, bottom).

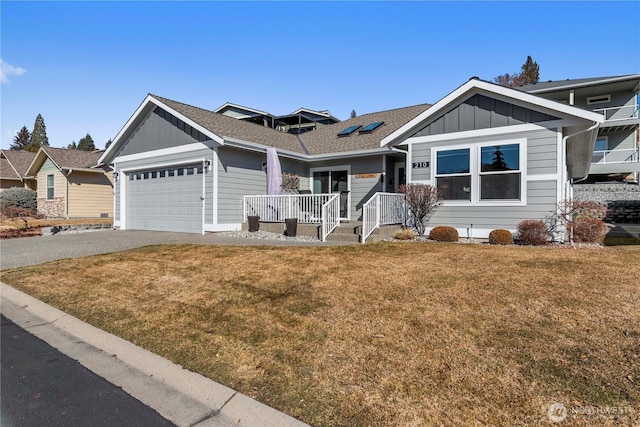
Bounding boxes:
594 137 608 152
337 125 361 136
433 140 524 204
359 122 384 133
435 148 471 200
479 144 521 200
46 174 54 199
587 95 611 105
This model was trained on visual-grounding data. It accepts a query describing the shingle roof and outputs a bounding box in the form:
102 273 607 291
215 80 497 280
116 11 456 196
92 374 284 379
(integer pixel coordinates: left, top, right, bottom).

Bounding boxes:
152 95 307 154
41 147 104 169
1 157 21 180
300 104 431 155
1 150 37 177
152 95 431 156
517 75 638 92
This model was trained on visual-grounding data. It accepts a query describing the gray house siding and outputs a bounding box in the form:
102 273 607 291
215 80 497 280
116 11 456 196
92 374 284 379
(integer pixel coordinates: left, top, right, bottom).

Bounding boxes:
427 179 557 232
119 111 208 157
217 147 266 224
411 94 559 137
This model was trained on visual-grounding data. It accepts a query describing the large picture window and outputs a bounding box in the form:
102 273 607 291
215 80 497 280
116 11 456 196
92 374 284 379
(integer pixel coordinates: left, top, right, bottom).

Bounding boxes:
479 144 521 200
435 148 471 200
433 140 524 204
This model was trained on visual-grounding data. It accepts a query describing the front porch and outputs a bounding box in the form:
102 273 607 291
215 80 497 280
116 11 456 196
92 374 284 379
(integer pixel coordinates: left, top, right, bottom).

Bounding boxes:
243 192 406 243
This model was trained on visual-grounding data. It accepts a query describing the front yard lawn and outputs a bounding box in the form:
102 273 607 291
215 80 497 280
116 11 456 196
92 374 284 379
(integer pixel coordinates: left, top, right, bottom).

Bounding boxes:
2 243 638 426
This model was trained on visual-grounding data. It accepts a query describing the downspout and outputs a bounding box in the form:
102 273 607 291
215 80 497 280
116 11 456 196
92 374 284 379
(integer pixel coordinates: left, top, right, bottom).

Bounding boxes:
563 121 600 244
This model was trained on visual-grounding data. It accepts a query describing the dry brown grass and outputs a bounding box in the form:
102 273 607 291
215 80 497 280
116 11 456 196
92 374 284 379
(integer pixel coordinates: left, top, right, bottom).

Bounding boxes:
2 243 639 426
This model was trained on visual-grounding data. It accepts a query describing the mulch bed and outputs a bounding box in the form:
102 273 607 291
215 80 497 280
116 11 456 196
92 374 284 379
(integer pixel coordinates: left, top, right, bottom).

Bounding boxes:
0 227 42 239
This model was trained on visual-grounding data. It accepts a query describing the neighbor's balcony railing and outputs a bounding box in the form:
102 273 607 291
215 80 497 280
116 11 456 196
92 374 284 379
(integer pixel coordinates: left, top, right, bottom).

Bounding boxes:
591 148 639 164
593 104 639 122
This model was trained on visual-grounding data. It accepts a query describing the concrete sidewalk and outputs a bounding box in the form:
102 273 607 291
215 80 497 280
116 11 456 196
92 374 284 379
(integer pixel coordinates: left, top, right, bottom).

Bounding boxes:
0 282 310 427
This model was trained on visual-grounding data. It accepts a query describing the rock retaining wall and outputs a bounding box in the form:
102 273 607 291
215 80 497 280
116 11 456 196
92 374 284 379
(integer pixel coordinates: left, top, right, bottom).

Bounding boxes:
574 183 640 223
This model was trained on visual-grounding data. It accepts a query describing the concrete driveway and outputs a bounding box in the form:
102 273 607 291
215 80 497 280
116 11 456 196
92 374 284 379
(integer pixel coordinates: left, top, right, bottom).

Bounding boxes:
0 229 330 270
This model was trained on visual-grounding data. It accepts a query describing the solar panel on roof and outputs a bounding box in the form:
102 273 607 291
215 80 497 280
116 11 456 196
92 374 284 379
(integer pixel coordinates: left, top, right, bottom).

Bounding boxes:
337 125 362 136
359 122 384 133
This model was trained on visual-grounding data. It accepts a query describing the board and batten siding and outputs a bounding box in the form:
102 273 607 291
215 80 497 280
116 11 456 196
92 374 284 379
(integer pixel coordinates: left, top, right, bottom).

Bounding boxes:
67 170 114 218
407 127 562 237
118 111 205 157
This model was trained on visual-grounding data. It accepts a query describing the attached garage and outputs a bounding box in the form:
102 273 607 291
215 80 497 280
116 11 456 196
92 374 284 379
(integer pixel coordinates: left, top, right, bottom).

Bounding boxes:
125 163 204 234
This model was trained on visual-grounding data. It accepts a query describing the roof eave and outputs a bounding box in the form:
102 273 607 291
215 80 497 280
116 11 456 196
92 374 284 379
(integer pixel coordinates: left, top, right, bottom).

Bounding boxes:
525 74 640 94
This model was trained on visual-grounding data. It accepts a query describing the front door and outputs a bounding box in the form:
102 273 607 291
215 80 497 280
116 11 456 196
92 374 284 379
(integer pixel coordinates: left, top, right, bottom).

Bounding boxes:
394 163 406 192
312 169 349 219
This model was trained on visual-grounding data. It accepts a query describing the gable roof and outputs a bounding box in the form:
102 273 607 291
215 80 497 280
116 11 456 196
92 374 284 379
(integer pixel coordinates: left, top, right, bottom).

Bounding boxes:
517 74 640 93
381 78 605 146
26 147 105 176
99 94 431 164
1 150 37 180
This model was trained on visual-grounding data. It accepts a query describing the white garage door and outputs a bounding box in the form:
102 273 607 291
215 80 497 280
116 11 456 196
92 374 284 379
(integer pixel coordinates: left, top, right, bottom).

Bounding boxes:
126 164 203 233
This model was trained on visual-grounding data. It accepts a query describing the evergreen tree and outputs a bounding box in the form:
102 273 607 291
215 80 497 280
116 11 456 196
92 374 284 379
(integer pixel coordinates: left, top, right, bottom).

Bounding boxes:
77 133 95 151
105 138 112 149
68 141 77 149
30 114 49 149
350 109 357 118
10 126 31 150
494 56 540 88
520 55 540 85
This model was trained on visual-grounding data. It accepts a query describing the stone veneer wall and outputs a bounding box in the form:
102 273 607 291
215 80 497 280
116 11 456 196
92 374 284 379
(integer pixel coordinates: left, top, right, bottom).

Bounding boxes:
574 183 640 223
38 198 65 218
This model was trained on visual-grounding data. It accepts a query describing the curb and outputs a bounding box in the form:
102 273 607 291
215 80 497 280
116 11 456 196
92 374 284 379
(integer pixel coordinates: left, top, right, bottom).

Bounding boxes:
0 282 310 427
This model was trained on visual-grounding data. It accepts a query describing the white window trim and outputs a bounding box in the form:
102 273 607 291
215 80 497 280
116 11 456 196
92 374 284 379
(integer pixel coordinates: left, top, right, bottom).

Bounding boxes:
46 174 55 200
587 94 611 105
431 138 527 207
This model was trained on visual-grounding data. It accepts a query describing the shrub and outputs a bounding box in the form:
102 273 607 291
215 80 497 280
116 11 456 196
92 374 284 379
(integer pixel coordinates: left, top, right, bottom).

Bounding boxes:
399 184 442 236
569 218 607 244
544 199 608 242
429 226 459 242
0 187 37 210
1 205 41 219
393 227 416 240
517 220 549 246
488 229 513 245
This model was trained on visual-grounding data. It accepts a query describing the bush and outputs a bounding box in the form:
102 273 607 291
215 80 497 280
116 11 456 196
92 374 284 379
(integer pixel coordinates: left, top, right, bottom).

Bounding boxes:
429 226 459 242
393 227 416 240
488 229 513 245
399 184 442 236
1 205 41 219
517 220 549 246
569 218 607 244
0 187 37 210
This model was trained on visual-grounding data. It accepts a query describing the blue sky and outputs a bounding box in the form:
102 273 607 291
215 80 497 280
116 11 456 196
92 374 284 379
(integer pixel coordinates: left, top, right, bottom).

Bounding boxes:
1 1 639 150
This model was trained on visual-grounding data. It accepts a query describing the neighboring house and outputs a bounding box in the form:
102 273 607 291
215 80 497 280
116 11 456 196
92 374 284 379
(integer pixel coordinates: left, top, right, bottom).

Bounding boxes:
0 150 37 191
25 147 114 218
518 74 640 183
98 77 604 240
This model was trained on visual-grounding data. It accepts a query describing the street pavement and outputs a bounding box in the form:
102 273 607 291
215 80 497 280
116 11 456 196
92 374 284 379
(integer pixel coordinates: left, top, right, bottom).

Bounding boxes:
1 314 176 427
0 230 313 427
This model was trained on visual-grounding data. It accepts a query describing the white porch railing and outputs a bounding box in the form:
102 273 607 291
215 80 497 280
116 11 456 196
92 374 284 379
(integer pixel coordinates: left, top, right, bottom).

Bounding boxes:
362 192 406 243
243 193 340 242
591 148 639 164
321 193 340 242
593 104 639 122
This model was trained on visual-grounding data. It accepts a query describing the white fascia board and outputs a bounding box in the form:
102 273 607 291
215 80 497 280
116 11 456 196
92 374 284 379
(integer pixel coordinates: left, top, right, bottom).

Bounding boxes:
381 79 604 148
113 142 211 164
62 167 106 174
151 96 224 145
223 136 400 162
26 147 61 176
526 74 640 94
98 95 224 166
